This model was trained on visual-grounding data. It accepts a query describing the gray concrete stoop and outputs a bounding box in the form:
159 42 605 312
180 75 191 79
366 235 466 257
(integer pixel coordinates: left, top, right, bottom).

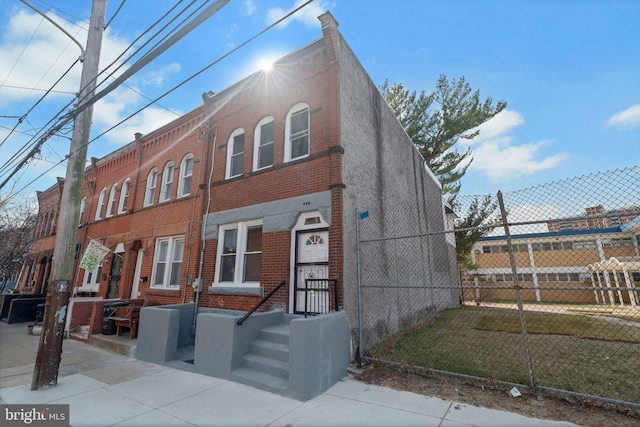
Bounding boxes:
88 333 137 358
230 322 291 395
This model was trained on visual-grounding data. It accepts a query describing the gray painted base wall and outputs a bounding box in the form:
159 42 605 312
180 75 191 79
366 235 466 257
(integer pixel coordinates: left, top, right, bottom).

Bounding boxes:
136 304 351 401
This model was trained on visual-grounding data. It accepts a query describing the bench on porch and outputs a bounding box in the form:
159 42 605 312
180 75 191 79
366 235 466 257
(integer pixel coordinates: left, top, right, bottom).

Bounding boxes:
113 305 141 339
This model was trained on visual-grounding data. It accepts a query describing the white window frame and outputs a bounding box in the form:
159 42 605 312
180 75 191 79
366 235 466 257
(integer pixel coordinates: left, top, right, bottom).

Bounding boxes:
284 103 310 162
78 263 102 292
118 179 131 214
78 197 86 227
178 154 194 197
253 117 275 171
225 128 245 179
160 161 174 202
150 235 185 288
106 183 118 217
95 188 107 220
144 168 158 207
214 220 263 287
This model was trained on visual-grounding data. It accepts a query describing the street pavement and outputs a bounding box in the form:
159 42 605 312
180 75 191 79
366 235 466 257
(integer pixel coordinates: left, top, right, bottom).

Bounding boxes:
0 321 578 427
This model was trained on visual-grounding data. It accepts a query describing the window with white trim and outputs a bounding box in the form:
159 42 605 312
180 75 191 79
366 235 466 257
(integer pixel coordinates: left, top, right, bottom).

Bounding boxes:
106 184 118 217
81 263 102 291
160 161 174 202
284 103 309 162
215 220 262 285
95 188 107 220
118 179 131 214
226 128 245 179
178 154 194 197
151 236 184 288
78 197 86 226
253 117 274 171
144 168 157 207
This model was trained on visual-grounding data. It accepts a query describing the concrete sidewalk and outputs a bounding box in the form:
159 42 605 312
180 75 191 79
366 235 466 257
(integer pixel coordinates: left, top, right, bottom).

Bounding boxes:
1 322 577 427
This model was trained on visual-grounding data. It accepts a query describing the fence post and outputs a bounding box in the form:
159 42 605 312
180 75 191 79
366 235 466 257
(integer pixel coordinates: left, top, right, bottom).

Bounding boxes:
356 208 364 361
497 191 536 389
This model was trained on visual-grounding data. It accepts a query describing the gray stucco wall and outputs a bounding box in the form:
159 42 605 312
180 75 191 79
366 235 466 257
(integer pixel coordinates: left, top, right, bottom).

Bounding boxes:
335 31 459 347
135 303 196 364
202 191 332 240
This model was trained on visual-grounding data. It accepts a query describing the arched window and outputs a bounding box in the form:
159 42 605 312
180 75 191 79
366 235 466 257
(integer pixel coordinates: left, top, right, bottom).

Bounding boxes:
106 183 118 217
284 103 309 162
160 161 174 202
178 154 194 197
118 179 131 214
144 168 158 207
78 197 86 226
253 117 274 171
226 128 245 179
95 188 107 220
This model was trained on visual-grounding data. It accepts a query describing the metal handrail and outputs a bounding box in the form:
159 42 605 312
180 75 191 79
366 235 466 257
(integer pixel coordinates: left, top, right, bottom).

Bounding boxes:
237 280 286 326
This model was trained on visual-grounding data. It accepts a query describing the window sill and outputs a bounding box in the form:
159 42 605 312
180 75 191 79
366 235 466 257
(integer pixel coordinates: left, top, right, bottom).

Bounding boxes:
146 287 181 297
208 285 263 297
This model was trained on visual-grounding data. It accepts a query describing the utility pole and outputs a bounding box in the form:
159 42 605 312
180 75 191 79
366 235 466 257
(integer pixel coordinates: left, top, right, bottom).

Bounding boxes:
32 0 107 390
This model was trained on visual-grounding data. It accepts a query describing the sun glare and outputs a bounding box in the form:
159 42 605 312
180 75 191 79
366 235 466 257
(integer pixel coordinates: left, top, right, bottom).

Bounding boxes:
257 57 275 73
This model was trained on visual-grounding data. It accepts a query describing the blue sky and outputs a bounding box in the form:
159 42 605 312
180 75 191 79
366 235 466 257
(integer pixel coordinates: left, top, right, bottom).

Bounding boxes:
0 0 638 202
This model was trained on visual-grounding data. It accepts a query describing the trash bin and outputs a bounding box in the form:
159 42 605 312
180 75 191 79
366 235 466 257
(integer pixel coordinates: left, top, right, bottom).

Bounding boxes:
34 303 46 324
103 301 129 335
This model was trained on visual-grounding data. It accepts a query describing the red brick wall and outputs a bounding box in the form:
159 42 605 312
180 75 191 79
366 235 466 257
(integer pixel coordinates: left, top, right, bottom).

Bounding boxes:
25 23 346 315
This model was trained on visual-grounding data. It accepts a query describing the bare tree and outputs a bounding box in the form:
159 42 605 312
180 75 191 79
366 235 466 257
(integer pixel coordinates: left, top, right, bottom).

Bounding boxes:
0 193 37 291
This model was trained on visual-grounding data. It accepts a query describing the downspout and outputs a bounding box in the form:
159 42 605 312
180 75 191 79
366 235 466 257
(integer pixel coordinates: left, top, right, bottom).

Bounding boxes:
182 122 209 303
191 123 217 336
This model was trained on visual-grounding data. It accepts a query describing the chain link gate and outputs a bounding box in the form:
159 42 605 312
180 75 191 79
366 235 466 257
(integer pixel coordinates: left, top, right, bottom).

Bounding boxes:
356 166 640 408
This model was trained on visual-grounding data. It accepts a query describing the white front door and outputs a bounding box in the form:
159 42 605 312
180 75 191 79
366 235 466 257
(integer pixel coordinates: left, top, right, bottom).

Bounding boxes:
295 230 329 313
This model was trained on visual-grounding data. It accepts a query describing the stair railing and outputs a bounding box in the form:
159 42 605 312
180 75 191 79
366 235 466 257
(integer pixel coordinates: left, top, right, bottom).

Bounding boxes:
237 280 286 326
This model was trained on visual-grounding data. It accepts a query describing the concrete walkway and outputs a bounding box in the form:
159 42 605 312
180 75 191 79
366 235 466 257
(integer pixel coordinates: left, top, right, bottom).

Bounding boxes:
1 322 578 427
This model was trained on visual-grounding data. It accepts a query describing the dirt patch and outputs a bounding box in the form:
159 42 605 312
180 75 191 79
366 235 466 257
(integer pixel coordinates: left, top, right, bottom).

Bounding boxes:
350 361 640 427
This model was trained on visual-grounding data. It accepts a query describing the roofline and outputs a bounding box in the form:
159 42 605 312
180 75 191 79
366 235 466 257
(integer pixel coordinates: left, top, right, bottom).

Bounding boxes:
203 37 325 106
479 226 623 242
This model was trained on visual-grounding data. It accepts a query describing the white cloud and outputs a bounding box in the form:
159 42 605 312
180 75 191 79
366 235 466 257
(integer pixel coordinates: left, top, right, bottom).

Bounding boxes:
266 0 331 29
461 110 568 182
243 0 257 15
0 9 133 108
137 63 181 87
93 87 181 145
461 110 524 146
472 139 568 182
606 104 640 129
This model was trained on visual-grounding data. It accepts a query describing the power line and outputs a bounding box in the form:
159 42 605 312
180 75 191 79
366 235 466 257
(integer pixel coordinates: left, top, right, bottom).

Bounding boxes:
88 0 194 99
0 85 75 95
104 0 126 29
3 0 316 196
0 58 80 149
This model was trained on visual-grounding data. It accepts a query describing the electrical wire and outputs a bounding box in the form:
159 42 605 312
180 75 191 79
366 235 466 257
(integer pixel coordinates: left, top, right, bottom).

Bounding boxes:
3 0 315 197
0 58 80 149
84 0 191 102
104 0 126 29
0 85 75 95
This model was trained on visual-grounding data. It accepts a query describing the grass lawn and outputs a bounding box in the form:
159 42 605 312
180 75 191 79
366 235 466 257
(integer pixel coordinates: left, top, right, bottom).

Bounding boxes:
372 306 640 403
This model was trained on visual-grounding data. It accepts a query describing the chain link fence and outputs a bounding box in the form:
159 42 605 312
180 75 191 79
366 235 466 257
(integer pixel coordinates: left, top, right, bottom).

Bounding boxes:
357 166 640 407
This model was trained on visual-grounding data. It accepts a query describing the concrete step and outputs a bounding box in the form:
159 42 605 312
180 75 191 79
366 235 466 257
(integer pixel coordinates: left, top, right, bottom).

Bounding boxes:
175 345 195 363
89 334 136 358
242 353 289 379
249 339 289 363
230 367 288 395
259 324 290 345
166 359 195 372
